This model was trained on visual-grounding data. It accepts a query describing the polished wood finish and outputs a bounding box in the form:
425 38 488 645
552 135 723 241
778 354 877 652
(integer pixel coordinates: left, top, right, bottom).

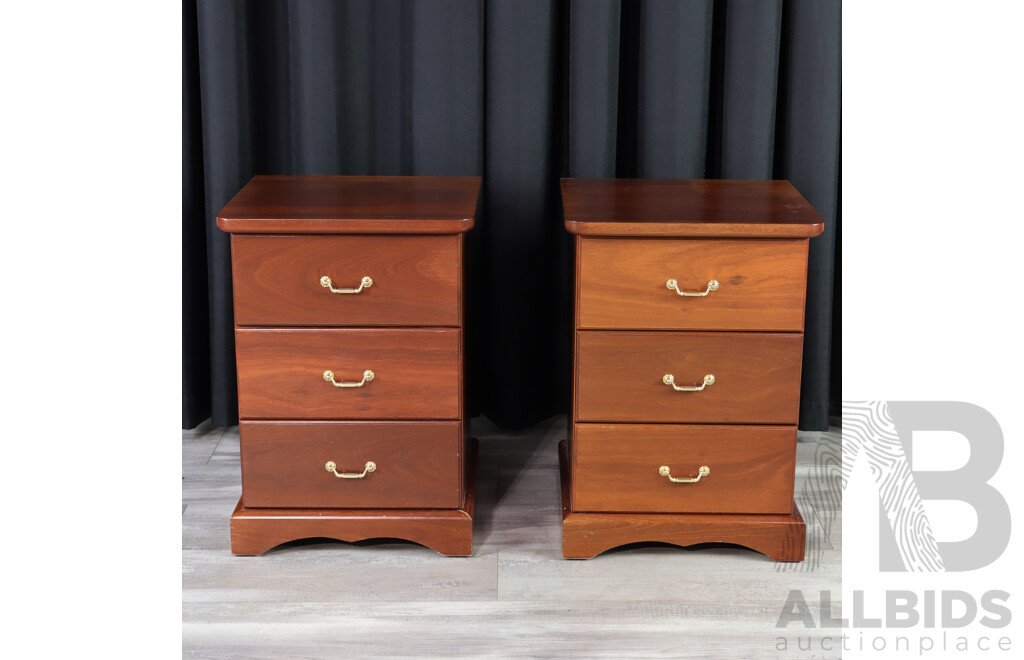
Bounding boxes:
220 176 477 556
577 237 808 331
562 179 824 238
561 178 816 560
235 328 460 420
240 421 462 509
216 175 480 234
560 441 806 560
575 331 803 424
231 438 477 556
231 235 460 327
572 425 796 514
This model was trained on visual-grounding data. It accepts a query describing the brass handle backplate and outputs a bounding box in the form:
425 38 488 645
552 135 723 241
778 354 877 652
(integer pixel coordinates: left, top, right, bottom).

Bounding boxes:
659 465 710 483
666 279 719 297
323 369 374 388
325 461 376 479
321 275 373 294
663 373 715 392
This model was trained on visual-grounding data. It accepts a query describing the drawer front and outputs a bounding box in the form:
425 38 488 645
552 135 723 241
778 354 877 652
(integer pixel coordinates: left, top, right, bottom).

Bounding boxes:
231 234 460 327
576 331 803 424
577 238 808 331
572 424 796 514
236 328 460 419
240 421 461 509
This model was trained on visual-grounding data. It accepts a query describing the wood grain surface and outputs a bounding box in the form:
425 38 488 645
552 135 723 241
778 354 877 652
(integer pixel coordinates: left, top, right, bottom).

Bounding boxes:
577 237 808 331
231 234 461 327
235 328 460 420
572 424 796 514
562 178 824 238
240 421 462 509
230 438 477 556
561 440 806 560
575 331 803 424
216 175 480 234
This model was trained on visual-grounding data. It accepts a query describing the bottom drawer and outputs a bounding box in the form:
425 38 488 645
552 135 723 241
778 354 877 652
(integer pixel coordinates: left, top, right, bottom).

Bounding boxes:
572 424 795 514
240 421 462 509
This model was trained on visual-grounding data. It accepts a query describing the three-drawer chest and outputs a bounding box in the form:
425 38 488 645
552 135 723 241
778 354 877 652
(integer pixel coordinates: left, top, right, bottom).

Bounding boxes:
216 175 480 556
559 178 824 560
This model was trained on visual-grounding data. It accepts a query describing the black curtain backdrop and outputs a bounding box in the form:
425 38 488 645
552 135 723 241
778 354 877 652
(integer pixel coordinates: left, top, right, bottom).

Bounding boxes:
183 0 840 431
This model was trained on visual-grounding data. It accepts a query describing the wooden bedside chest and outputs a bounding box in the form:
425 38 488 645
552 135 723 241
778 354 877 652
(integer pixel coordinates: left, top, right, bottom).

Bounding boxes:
559 178 824 560
216 175 480 556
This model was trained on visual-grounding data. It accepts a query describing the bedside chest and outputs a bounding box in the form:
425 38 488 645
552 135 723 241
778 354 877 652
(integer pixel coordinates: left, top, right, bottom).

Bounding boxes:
216 175 480 556
559 178 824 560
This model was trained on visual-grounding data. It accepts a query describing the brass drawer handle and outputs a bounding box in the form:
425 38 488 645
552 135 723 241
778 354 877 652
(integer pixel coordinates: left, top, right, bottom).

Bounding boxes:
323 369 374 388
320 275 373 294
663 373 715 391
325 460 376 479
659 465 710 483
666 279 719 297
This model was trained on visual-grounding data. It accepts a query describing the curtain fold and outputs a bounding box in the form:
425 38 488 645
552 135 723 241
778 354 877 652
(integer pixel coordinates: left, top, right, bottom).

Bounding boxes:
636 0 714 179
774 0 841 430
481 0 570 428
183 0 840 431
182 0 210 427
719 0 783 179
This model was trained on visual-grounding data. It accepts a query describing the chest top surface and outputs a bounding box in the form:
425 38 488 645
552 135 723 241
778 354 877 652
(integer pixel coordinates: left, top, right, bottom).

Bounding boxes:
561 178 824 238
216 175 481 234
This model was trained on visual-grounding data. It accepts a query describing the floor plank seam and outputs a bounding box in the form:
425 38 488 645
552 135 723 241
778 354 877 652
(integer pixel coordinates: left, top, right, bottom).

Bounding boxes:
207 428 229 465
808 501 838 552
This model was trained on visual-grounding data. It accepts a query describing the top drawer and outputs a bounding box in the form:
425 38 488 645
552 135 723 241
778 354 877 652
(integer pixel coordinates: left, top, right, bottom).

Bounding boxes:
231 234 461 327
577 238 808 331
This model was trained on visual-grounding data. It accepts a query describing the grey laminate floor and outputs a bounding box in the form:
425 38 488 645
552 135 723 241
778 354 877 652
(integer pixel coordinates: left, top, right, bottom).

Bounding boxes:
183 416 841 659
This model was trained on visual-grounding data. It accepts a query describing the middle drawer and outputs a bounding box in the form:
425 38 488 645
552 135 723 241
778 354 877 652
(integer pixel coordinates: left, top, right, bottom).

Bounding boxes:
236 328 460 420
575 331 803 424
